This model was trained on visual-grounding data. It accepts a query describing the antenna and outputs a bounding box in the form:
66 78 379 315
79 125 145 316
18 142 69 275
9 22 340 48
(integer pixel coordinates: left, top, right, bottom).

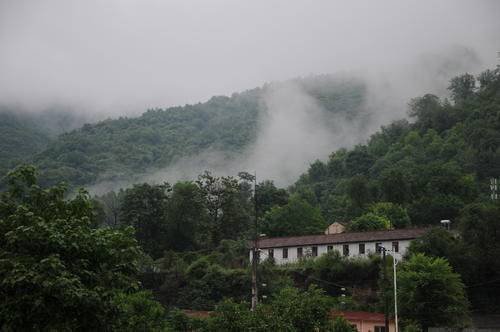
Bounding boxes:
491 178 498 200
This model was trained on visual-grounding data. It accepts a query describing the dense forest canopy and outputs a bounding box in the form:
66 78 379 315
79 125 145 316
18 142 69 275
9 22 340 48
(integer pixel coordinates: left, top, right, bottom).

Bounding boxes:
89 66 500 316
0 108 91 181
0 75 367 191
1 65 500 329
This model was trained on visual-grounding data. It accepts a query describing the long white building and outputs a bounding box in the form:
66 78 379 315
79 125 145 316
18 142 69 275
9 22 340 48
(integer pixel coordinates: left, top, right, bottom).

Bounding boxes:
250 228 429 265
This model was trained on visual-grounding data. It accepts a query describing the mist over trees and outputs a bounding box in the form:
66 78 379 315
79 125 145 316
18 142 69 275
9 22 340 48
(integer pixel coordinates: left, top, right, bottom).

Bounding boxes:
1 65 500 329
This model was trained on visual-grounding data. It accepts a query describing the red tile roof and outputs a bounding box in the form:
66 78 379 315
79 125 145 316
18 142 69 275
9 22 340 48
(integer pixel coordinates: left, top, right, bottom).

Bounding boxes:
332 311 389 322
255 228 429 249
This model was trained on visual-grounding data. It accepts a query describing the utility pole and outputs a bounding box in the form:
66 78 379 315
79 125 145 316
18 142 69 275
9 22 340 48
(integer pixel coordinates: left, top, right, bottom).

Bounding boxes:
382 247 389 332
393 256 399 332
251 172 259 311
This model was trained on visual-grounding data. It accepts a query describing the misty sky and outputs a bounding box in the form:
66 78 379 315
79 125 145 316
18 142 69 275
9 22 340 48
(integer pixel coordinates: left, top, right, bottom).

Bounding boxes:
1 0 499 117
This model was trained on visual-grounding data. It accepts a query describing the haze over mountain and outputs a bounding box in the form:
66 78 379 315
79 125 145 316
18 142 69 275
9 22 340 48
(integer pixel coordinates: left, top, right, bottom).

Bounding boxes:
1 0 499 192
1 0 499 117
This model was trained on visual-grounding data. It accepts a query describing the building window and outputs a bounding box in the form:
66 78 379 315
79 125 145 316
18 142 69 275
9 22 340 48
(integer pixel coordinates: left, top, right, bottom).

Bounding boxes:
376 242 383 253
283 248 288 259
312 246 318 257
359 243 365 254
392 241 399 253
297 247 303 258
327 245 333 252
343 244 349 256
374 326 386 332
268 249 274 258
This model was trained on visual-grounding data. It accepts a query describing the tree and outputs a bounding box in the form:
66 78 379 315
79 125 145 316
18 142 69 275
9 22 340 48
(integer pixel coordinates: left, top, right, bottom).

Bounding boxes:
166 181 206 250
255 180 289 217
345 146 376 176
196 171 251 246
458 202 500 309
345 213 392 232
121 183 171 258
408 94 442 130
332 314 357 332
270 285 334 331
0 166 164 331
448 73 475 103
407 227 466 262
308 160 328 182
397 254 470 329
261 194 327 237
370 202 410 228
477 69 497 90
346 174 371 215
379 168 408 205
98 189 124 227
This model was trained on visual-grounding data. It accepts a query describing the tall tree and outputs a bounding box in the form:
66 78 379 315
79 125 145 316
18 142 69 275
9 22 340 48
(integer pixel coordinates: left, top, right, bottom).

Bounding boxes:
166 181 206 250
397 254 470 329
458 202 500 309
255 180 289 217
0 166 164 331
345 212 392 232
448 73 476 103
196 172 251 246
121 183 171 258
261 194 327 237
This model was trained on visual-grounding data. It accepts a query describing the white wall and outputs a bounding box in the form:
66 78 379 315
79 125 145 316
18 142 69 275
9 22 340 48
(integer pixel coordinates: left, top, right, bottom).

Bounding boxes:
250 239 411 265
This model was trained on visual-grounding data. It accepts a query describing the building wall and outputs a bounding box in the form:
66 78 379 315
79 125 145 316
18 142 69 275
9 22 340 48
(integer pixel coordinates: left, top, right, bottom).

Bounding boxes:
325 222 345 234
350 320 395 332
251 239 411 265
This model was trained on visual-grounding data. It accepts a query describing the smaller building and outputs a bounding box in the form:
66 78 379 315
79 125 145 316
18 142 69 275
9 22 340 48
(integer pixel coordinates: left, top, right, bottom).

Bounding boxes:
332 311 394 332
250 228 429 265
325 221 346 234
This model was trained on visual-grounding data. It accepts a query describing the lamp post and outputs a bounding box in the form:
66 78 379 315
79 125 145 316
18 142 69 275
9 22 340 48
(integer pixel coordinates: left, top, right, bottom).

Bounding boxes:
381 246 389 332
440 219 451 231
381 246 399 332
393 255 399 332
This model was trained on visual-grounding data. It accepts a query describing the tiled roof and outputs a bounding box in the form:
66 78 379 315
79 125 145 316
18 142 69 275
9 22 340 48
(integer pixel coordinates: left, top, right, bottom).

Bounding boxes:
256 228 429 249
332 311 389 322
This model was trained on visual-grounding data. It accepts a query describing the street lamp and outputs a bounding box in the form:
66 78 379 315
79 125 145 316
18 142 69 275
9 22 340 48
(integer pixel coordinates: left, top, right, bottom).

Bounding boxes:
440 219 451 231
393 254 399 332
380 246 399 332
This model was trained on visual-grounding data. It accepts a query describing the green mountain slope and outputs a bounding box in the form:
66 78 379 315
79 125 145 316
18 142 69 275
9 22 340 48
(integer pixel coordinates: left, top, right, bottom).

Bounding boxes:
0 108 90 181
0 111 51 177
294 68 500 226
21 75 366 188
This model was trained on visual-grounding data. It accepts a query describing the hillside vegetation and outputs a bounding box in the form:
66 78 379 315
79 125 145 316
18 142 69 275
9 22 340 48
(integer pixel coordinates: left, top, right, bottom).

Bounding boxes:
2 67 500 329
0 108 90 180
6 75 366 189
294 69 500 227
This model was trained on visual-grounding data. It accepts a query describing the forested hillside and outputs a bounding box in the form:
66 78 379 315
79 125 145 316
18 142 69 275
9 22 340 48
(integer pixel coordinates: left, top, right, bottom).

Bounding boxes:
0 108 87 178
8 75 366 189
294 69 500 227
0 111 50 177
89 67 500 314
2 67 500 330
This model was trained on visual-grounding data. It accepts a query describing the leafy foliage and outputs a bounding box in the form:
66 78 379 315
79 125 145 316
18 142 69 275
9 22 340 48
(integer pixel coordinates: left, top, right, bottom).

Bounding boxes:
204 285 335 332
261 194 327 237
331 314 357 332
397 254 470 328
4 75 367 189
345 212 392 232
294 66 500 228
0 166 165 331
